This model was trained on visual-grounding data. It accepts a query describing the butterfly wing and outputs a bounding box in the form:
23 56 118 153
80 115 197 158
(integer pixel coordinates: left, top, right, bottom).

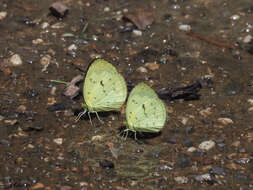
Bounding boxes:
126 82 167 133
83 59 127 112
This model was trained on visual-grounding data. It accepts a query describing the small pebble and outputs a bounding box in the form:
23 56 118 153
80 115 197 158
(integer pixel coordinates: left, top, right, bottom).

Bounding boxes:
159 57 168 64
136 66 148 73
0 139 11 146
50 86 57 96
179 116 188 125
235 158 251 164
16 105 26 113
174 176 188 184
217 117 233 125
209 167 226 176
230 14 240 20
32 38 44 45
187 147 197 152
80 182 89 187
248 106 253 112
246 132 253 141
158 164 173 171
99 159 114 169
199 107 212 117
194 173 212 182
0 11 7 20
68 44 77 51
171 4 180 10
51 22 66 29
54 138 63 145
199 140 215 151
178 24 191 31
92 35 98 41
104 7 110 12
47 103 66 112
91 135 104 142
0 115 5 121
132 29 142 36
30 182 45 190
145 62 160 71
243 35 252 43
41 22 49 29
248 99 253 105
9 54 23 66
4 119 18 125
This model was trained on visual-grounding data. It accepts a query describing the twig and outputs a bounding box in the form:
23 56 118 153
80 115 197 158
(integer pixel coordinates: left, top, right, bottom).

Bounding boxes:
187 31 236 50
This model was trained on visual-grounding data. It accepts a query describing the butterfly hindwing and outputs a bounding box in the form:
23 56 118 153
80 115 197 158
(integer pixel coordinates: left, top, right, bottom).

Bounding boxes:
126 83 167 133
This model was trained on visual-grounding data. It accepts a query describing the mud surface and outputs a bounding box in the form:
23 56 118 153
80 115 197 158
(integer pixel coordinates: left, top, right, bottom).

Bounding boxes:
1 0 253 189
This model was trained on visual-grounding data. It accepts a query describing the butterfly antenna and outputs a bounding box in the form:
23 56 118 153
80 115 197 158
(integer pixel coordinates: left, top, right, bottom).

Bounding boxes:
88 112 93 126
95 112 104 124
75 109 87 122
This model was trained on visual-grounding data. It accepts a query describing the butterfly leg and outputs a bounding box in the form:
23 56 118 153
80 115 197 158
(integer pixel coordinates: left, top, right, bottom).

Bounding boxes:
75 109 87 122
124 130 129 140
134 131 137 141
95 112 104 124
88 112 93 126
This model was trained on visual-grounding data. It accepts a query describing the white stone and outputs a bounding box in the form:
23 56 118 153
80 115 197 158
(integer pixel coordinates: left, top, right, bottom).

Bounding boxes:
187 147 197 152
217 117 233 125
132 29 142 36
248 99 253 105
230 14 240 20
9 54 22 66
199 140 215 151
174 176 188 184
32 38 44 44
68 44 77 51
53 138 63 145
41 22 49 29
104 7 110 12
136 66 148 73
243 35 253 43
178 24 191 31
195 173 212 181
91 135 103 142
0 11 7 20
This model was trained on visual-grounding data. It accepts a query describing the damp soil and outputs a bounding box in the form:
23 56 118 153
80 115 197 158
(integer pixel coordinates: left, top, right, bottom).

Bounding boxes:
1 0 253 189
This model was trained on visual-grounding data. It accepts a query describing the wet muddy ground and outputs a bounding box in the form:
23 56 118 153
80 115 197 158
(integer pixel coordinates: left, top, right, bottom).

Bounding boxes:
1 0 253 189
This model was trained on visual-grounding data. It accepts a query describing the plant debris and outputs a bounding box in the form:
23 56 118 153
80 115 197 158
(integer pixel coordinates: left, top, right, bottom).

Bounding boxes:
49 1 69 18
123 9 154 30
62 75 83 99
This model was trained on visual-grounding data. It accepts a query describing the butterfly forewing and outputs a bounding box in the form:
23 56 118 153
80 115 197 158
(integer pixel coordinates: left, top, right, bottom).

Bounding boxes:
83 59 127 112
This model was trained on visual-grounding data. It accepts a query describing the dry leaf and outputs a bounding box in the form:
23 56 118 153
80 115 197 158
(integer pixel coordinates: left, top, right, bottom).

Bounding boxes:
63 75 83 99
123 9 154 30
